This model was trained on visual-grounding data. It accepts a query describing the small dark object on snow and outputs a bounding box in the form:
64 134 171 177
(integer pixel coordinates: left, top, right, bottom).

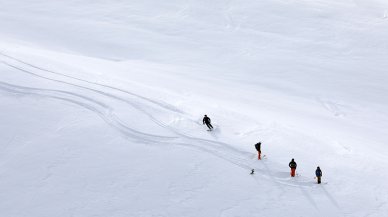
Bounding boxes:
250 169 255 175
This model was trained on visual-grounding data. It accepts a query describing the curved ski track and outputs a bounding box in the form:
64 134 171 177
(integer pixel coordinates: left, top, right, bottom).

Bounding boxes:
0 52 336 198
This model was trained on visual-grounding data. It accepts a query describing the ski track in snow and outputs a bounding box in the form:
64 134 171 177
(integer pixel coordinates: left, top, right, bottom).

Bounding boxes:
0 52 343 213
0 51 184 115
317 97 346 117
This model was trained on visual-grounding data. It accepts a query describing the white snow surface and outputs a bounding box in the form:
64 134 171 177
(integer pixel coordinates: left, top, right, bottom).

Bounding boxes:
1 0 388 216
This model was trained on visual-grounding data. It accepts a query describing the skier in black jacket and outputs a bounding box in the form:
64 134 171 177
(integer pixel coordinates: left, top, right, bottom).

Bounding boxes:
255 142 262 160
203 115 213 130
315 166 322 184
289 159 297 177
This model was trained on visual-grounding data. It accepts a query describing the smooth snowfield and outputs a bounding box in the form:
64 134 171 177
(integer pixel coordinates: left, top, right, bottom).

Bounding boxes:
1 0 388 216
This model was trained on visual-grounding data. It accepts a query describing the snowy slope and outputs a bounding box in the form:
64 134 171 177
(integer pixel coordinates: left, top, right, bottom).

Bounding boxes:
1 0 388 216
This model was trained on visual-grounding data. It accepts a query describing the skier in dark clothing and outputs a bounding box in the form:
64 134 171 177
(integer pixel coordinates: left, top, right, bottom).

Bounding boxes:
289 158 297 177
203 115 213 130
255 142 262 160
315 166 322 184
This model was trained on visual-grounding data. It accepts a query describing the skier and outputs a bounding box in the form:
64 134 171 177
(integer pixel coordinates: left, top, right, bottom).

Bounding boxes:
203 115 213 130
315 166 322 184
289 158 297 177
255 142 262 160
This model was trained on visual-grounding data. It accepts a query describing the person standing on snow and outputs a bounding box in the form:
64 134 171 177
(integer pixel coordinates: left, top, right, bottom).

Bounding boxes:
203 115 213 130
255 142 262 160
289 158 297 177
315 166 322 184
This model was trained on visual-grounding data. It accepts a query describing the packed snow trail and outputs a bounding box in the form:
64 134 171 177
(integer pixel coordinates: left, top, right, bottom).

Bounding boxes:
0 54 256 168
